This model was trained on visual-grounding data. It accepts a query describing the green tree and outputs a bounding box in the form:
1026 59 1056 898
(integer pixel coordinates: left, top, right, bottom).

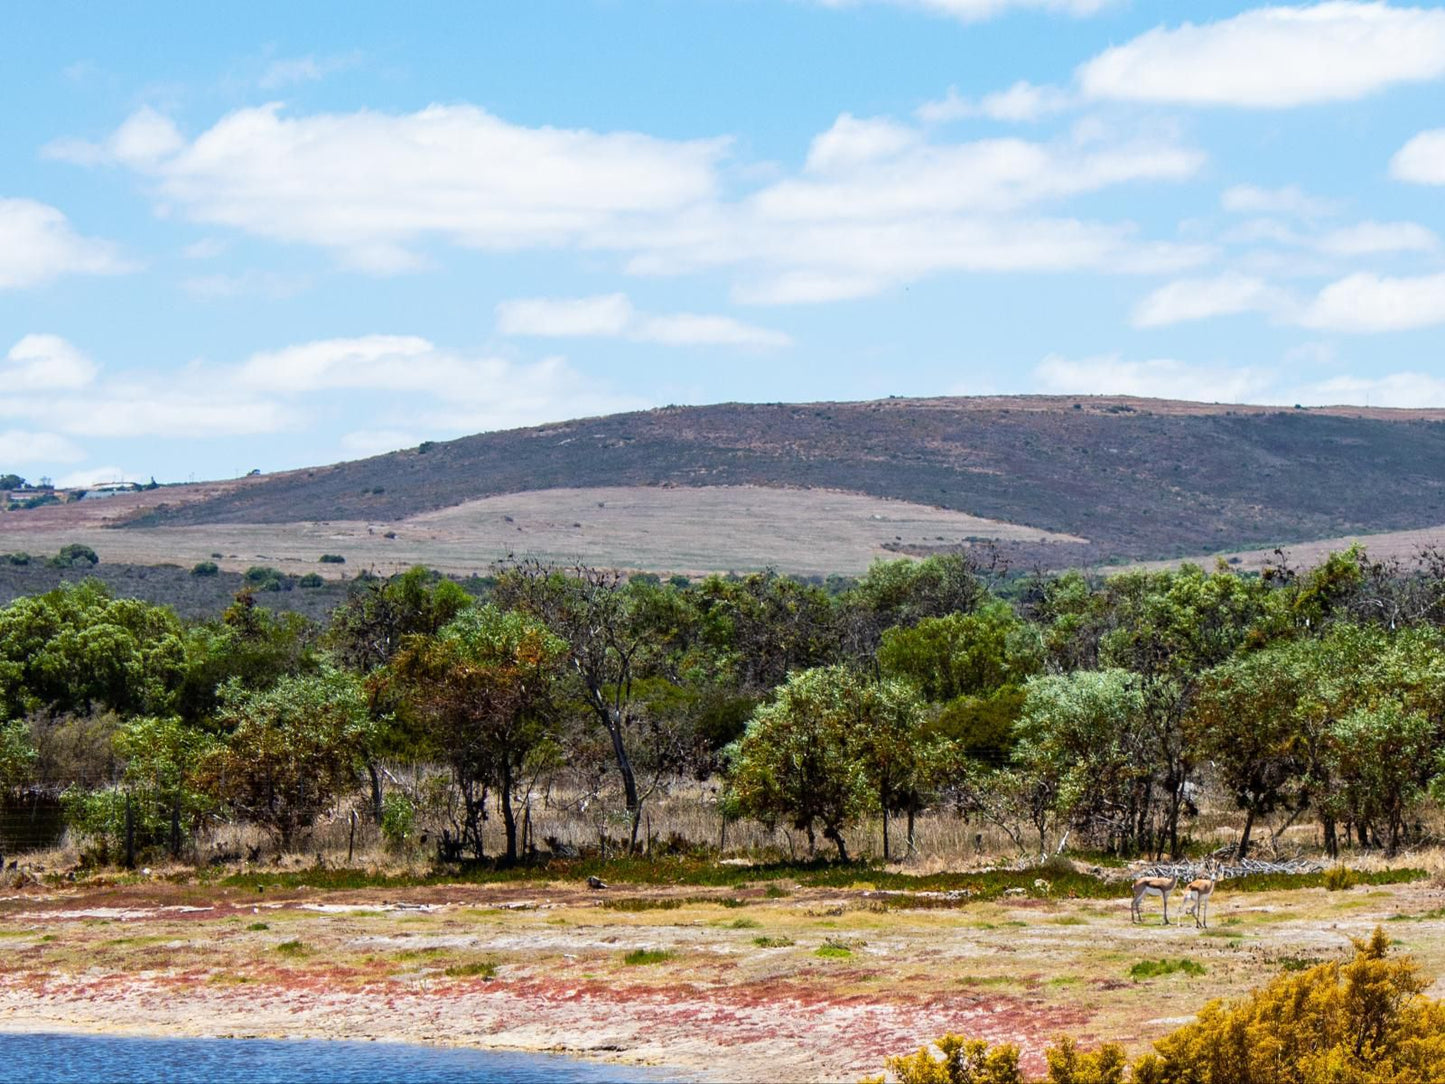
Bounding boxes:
196 668 373 850
1012 669 1145 857
388 605 566 863
725 665 882 860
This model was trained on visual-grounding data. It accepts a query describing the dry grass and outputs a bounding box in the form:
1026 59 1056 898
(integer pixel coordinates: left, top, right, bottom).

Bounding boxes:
0 485 1082 579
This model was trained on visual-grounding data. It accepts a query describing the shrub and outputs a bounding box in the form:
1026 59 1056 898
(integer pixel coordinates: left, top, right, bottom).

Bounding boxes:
2 552 30 566
297 573 324 588
873 930 1445 1084
623 949 673 965
191 561 220 577
243 566 287 592
318 554 345 564
1129 958 1205 980
753 936 794 948
1324 864 1360 891
418 441 436 454
49 543 99 569
275 939 307 956
443 959 497 979
380 791 415 849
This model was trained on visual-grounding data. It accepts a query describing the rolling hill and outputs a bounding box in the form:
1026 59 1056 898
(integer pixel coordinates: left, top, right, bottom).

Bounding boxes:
110 395 1445 567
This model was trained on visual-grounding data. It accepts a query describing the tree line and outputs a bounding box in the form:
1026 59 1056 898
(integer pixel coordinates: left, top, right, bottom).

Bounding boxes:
4 545 1445 867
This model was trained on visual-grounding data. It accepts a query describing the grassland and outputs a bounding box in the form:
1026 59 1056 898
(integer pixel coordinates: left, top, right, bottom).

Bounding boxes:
2 864 1441 1081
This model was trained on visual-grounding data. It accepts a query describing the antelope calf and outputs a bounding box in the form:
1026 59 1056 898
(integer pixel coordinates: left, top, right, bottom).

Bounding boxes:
1181 873 1216 928
1131 874 1178 925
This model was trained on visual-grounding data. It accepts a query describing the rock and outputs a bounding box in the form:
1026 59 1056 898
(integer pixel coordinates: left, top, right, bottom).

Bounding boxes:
587 876 609 890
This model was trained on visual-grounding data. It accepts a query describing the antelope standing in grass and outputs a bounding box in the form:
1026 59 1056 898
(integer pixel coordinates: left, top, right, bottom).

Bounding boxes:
1131 873 1178 925
1181 867 1217 928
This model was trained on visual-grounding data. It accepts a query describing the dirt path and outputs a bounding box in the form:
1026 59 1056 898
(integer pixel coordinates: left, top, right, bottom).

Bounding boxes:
1 876 1442 1081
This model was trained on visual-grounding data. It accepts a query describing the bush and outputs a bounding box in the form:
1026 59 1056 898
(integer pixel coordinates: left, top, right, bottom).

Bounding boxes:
380 791 415 848
48 543 99 569
318 554 345 564
872 930 1445 1084
623 949 673 965
1324 864 1360 891
191 561 220 577
243 566 287 592
297 573 324 588
2 552 30 566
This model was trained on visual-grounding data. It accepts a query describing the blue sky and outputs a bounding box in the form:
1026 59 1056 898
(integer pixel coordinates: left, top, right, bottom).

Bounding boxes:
4 1 1445 485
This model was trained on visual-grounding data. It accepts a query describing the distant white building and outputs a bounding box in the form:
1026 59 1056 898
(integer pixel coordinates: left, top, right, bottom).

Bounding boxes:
81 481 139 500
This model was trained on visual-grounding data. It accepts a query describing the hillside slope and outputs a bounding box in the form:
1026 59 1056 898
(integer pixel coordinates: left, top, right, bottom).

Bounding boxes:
120 396 1445 562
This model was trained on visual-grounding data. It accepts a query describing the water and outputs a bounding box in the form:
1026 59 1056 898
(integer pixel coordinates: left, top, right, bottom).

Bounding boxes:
0 1033 669 1083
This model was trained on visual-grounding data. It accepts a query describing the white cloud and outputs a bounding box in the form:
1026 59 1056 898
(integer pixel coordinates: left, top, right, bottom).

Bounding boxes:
1032 353 1445 407
1302 371 1445 405
62 103 726 272
236 335 648 432
1391 127 1445 184
496 295 634 338
1301 271 1445 332
1131 273 1297 328
1079 3 1445 108
496 294 791 346
44 105 184 167
1220 184 1340 218
916 82 1074 123
181 270 312 299
258 52 361 90
339 429 421 458
0 431 86 465
811 0 1114 22
1316 220 1438 255
0 199 130 289
237 335 476 393
1034 354 1275 403
58 102 1205 303
54 466 134 488
181 238 228 259
4 335 100 390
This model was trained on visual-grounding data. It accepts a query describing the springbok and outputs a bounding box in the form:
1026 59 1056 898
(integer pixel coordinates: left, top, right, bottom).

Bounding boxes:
1181 868 1217 928
1131 873 1178 925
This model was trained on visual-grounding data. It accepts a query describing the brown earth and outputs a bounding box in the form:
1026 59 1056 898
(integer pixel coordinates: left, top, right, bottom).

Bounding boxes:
1 872 1442 1081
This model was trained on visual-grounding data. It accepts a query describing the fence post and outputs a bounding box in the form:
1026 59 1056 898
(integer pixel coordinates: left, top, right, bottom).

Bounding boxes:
124 793 136 870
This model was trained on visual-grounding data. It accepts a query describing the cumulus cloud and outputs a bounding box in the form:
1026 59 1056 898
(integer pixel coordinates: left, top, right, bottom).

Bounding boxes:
257 52 361 90
0 199 130 289
3 335 100 390
1315 221 1438 256
1220 184 1341 219
1391 128 1445 184
55 101 1205 303
1135 267 1445 332
1131 273 1297 328
1078 3 1445 108
916 82 1074 123
1032 353 1445 407
0 430 86 465
57 103 726 273
1300 271 1445 332
810 0 1114 21
0 333 648 470
1033 354 1275 403
236 335 648 431
496 294 791 347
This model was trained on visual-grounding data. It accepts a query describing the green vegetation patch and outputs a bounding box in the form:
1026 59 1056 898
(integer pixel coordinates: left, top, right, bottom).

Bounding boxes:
246 922 269 931
753 936 794 948
622 949 673 965
1129 958 1206 980
443 959 497 979
274 939 308 957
